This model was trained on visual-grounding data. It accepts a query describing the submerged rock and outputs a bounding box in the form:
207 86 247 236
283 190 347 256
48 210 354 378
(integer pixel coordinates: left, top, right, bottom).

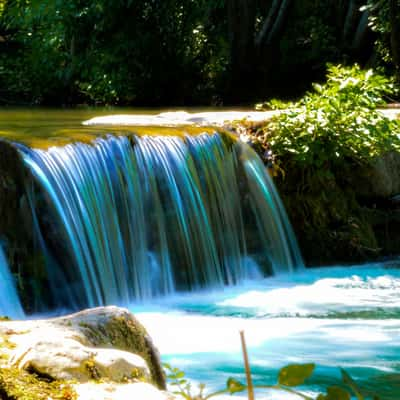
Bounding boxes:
0 306 170 400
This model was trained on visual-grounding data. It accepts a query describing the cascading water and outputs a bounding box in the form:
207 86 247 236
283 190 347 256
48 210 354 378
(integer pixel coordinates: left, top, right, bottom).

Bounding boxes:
0 111 398 398
17 133 303 309
0 243 24 318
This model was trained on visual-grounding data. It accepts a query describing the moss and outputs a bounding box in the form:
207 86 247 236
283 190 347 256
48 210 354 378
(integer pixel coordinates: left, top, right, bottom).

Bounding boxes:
275 162 381 265
84 358 101 381
0 365 77 400
78 314 166 389
0 335 16 350
0 125 218 150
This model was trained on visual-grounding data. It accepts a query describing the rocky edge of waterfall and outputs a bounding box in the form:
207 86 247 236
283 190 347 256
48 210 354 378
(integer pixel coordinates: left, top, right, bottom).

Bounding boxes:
0 306 174 400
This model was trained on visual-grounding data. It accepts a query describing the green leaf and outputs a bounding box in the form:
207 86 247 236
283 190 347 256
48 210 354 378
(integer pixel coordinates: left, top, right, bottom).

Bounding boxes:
175 371 185 379
278 363 315 387
340 368 364 400
226 378 246 394
163 362 172 371
324 386 351 400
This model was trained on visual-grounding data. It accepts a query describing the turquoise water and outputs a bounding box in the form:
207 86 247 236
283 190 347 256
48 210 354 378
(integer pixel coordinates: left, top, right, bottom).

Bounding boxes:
1 110 398 398
135 264 400 399
19 133 302 308
0 243 24 318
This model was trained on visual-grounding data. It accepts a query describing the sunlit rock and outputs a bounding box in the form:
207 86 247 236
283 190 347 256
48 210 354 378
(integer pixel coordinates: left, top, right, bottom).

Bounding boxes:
14 339 150 383
0 306 167 399
82 110 281 127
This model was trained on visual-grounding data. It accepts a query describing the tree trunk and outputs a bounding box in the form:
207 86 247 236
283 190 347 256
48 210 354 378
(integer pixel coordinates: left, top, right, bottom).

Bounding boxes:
343 0 357 40
352 10 369 51
255 0 280 47
227 0 256 102
390 0 400 83
266 0 291 44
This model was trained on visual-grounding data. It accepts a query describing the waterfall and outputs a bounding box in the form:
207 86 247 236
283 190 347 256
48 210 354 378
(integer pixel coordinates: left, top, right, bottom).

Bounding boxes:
19 133 303 308
0 243 24 318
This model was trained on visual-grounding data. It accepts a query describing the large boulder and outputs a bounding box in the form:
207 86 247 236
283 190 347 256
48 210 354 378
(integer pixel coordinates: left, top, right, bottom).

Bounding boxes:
349 151 400 199
0 306 171 400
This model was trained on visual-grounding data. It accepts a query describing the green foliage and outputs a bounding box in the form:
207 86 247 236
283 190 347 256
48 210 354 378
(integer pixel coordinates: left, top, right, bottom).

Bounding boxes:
0 0 228 105
164 363 208 400
250 64 400 264
317 386 351 400
226 378 246 394
361 0 395 66
254 64 400 168
278 363 315 387
164 362 379 400
341 368 365 400
0 0 398 105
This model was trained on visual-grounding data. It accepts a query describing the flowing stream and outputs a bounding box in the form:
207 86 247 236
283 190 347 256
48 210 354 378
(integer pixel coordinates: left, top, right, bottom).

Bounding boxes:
136 264 400 399
18 132 302 308
0 109 399 398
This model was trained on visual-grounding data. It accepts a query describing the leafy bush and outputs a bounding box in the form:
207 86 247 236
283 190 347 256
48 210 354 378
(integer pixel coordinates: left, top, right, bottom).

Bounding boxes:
165 362 377 400
248 65 400 264
253 64 400 169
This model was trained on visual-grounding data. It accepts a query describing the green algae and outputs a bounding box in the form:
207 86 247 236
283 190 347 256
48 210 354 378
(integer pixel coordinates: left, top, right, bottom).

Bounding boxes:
0 108 224 149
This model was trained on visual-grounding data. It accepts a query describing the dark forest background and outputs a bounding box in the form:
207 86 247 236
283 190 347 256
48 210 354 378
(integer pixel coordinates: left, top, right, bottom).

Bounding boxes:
0 0 399 106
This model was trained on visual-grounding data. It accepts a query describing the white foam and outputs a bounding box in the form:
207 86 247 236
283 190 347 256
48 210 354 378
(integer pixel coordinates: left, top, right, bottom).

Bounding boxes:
133 264 400 396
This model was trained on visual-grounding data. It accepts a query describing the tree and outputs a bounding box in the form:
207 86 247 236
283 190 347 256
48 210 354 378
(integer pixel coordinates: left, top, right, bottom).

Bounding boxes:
363 0 400 84
390 0 400 82
225 0 376 103
226 0 292 102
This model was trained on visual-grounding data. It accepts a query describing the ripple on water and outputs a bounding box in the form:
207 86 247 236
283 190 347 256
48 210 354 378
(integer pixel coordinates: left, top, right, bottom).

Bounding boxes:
135 265 400 400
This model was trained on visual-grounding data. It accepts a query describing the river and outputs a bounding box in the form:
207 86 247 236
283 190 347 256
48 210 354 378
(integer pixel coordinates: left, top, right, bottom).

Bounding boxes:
1 108 399 399
136 264 400 399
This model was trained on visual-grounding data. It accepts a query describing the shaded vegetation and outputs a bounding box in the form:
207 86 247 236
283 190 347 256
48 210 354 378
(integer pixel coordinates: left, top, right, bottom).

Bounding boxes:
0 0 399 106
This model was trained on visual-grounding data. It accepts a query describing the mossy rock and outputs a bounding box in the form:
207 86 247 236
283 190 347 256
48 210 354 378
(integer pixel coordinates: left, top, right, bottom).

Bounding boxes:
69 307 166 389
0 307 165 392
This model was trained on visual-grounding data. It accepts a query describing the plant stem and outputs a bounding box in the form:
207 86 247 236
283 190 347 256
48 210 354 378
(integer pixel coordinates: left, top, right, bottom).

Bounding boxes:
240 330 255 400
205 389 230 399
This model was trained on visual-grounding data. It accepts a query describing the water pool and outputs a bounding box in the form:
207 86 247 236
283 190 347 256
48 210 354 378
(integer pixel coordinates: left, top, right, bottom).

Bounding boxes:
135 264 400 399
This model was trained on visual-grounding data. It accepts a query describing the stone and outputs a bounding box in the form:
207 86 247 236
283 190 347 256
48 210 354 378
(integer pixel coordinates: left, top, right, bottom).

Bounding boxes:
82 109 399 128
13 338 150 383
0 306 170 400
82 110 282 127
349 151 400 199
